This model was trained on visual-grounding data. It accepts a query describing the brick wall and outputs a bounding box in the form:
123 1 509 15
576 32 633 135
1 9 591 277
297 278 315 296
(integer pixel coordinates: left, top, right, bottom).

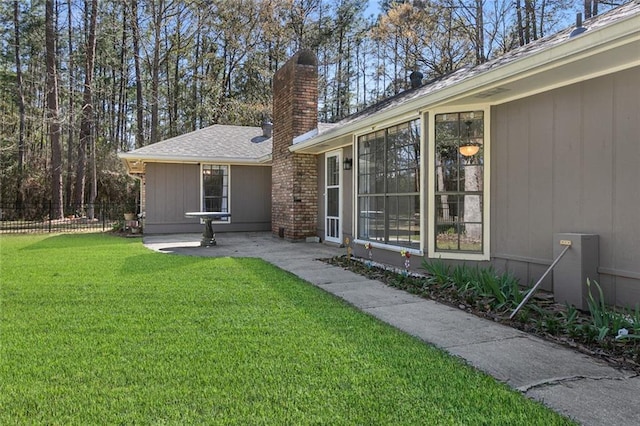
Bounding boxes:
272 50 318 240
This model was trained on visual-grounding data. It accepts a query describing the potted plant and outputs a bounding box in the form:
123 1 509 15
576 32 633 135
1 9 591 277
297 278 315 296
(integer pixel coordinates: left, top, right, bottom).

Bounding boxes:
123 201 137 221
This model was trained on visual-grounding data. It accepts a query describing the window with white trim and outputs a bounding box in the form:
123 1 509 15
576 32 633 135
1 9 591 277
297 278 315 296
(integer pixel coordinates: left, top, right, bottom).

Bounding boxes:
434 111 484 253
202 164 229 221
357 119 420 249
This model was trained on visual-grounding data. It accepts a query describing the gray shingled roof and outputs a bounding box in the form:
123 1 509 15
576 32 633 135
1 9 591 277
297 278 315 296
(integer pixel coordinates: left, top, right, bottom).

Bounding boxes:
122 124 271 162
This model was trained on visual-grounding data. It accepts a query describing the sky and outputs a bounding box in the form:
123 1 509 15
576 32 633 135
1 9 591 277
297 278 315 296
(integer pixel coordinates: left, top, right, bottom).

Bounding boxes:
365 0 382 19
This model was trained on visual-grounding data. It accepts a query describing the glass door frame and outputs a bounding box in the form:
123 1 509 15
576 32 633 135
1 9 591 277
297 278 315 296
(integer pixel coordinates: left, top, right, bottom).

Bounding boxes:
325 150 342 244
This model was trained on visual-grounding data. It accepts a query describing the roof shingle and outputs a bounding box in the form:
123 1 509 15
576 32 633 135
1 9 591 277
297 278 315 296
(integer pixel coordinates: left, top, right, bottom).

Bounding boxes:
123 124 271 161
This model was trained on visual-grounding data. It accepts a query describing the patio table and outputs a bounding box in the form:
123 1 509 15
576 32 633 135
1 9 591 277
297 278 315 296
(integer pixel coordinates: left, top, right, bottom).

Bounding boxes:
184 211 231 247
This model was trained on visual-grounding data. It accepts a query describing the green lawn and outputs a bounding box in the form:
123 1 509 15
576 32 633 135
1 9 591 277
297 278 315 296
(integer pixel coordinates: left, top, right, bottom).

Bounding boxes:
0 233 572 424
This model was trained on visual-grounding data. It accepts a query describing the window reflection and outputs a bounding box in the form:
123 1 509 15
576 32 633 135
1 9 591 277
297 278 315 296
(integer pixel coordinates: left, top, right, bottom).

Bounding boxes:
434 112 484 252
357 120 420 249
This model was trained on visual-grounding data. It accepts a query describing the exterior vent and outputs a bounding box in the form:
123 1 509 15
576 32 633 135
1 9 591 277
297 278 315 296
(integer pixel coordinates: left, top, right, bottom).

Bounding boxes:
569 13 587 38
409 70 423 89
262 121 272 138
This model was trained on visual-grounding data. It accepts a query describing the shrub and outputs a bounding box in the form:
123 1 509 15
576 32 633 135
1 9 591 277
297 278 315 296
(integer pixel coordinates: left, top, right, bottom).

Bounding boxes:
420 260 524 313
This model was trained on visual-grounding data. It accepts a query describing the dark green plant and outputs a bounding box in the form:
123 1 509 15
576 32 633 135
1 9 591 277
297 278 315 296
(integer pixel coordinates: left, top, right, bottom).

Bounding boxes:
585 279 637 342
514 308 531 323
596 326 610 342
499 273 525 306
452 264 472 292
620 304 640 335
543 315 562 335
586 279 611 330
421 260 452 287
578 323 599 341
476 268 507 307
528 306 561 335
421 261 524 312
111 219 125 232
561 303 582 337
585 279 617 342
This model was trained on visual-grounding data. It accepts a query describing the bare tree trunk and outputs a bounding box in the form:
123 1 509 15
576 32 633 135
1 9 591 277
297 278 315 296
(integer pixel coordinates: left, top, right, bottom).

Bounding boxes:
73 2 87 209
191 10 200 132
538 0 546 38
516 0 525 46
463 162 482 240
131 0 144 148
116 10 127 151
585 0 599 18
13 1 26 210
336 28 344 119
150 0 165 144
65 0 74 211
475 0 485 64
172 21 180 137
86 0 98 218
46 0 63 220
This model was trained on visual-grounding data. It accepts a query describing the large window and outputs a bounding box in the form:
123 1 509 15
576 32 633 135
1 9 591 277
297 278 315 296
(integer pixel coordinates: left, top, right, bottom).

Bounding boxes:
357 120 420 249
202 164 229 221
434 111 484 253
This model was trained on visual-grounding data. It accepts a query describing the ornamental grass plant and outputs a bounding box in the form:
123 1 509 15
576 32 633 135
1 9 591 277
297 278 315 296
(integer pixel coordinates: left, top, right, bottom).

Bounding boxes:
0 234 571 424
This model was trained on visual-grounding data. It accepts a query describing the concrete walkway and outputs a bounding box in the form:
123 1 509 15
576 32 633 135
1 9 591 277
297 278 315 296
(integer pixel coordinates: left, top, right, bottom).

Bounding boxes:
144 232 640 425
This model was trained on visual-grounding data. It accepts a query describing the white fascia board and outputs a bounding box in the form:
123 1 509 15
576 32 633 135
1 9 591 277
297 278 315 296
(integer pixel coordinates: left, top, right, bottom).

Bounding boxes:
118 153 270 166
292 128 319 144
291 14 639 151
257 153 272 164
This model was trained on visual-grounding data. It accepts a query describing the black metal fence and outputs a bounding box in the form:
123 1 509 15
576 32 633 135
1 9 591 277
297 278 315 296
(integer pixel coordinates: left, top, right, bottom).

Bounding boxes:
0 202 136 234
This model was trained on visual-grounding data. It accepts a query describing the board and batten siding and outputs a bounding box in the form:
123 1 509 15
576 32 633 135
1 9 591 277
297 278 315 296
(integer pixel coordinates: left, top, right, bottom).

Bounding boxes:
145 163 200 234
143 163 272 234
491 66 640 306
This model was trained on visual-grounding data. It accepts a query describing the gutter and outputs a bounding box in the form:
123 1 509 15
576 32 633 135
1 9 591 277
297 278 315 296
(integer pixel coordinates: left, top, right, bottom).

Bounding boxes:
118 153 271 166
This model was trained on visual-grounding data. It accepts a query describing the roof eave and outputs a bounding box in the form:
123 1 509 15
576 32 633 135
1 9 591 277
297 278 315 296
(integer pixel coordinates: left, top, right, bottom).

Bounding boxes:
118 152 272 168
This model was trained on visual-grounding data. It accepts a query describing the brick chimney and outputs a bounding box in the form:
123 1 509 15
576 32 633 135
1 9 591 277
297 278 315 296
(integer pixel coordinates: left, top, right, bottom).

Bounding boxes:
272 50 318 240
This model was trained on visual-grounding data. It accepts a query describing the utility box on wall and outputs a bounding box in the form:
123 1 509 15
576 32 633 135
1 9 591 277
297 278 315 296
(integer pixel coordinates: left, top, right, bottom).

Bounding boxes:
553 233 599 311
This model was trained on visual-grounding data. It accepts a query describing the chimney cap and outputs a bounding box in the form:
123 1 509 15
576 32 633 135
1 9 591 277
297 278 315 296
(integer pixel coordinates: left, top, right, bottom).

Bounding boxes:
296 49 317 66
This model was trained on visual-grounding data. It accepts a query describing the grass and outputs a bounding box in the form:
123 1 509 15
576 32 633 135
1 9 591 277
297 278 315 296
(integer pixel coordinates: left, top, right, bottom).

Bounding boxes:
0 233 571 424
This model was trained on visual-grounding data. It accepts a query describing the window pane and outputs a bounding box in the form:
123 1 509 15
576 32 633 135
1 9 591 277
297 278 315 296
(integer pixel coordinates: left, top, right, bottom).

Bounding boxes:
387 195 420 248
202 165 229 220
397 168 417 193
357 119 420 249
327 156 339 186
327 187 339 217
204 197 222 212
358 196 384 242
434 112 484 253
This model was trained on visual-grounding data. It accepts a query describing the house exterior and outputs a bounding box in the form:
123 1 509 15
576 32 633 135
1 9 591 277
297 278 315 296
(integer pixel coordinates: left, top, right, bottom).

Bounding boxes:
119 124 273 234
120 2 639 307
272 2 640 307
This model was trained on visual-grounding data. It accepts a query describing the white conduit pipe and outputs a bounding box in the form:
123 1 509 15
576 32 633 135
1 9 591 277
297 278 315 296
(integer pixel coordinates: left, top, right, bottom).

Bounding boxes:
509 243 572 320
